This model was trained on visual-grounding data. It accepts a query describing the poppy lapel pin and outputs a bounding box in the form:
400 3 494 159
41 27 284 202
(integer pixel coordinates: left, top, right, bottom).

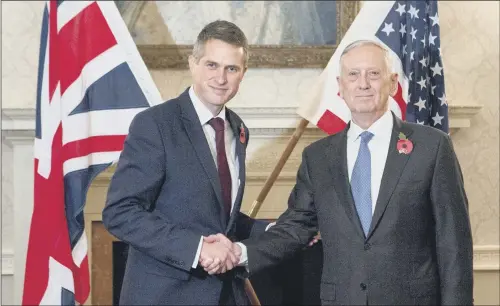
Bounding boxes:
396 132 413 154
239 123 246 144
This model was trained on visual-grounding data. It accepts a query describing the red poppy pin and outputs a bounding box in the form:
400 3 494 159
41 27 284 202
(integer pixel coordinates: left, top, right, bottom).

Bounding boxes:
239 123 246 144
397 132 413 154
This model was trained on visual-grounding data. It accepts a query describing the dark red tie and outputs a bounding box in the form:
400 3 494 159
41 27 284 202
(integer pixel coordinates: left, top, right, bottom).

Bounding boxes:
208 117 232 219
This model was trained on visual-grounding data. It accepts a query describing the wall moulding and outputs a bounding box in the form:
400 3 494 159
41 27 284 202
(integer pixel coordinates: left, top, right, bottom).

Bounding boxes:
1 104 483 132
1 251 14 275
473 245 500 271
1 103 484 182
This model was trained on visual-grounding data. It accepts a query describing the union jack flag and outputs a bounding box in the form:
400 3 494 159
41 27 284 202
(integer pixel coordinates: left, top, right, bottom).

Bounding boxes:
23 1 161 305
297 0 448 134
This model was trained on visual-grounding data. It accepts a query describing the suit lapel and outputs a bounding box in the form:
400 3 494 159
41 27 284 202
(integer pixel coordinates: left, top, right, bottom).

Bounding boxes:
225 109 246 233
326 126 365 239
179 90 226 226
366 114 413 239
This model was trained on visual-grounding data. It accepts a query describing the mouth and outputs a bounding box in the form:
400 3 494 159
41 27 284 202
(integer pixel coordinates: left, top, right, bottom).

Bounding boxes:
210 86 228 93
355 95 374 100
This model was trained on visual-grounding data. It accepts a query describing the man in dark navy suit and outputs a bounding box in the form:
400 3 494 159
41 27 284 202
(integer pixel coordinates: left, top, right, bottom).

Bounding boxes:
102 20 269 305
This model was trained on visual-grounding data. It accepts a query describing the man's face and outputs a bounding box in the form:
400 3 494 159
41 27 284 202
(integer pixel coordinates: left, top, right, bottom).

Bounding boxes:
337 44 398 115
189 39 247 113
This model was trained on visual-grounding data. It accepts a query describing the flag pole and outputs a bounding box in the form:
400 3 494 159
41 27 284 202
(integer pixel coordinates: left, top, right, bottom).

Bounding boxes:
243 117 310 306
248 118 310 218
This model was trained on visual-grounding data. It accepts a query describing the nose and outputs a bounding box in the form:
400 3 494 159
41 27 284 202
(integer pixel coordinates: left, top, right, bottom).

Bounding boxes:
215 68 227 85
358 71 371 89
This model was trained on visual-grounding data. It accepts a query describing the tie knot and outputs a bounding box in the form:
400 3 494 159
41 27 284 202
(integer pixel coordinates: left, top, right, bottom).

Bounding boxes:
208 117 225 132
359 131 374 143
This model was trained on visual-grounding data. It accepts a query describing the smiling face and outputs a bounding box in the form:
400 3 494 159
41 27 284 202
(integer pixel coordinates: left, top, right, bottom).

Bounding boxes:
189 39 247 115
337 43 398 116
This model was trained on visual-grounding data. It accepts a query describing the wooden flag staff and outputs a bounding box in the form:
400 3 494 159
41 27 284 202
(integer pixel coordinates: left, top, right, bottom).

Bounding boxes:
242 118 310 306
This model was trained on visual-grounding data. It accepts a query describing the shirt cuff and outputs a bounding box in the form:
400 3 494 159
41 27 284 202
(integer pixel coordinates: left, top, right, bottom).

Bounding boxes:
192 236 203 268
265 222 276 231
235 242 248 266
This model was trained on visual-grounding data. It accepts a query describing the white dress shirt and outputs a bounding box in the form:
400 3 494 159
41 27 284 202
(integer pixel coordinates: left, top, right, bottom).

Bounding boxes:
236 109 394 267
189 86 240 268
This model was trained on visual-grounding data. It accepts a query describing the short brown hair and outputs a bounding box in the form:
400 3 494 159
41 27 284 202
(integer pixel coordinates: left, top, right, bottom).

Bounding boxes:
192 20 249 66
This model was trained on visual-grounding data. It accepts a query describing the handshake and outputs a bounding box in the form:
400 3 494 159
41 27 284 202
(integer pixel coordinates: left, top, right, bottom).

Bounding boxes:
198 231 322 275
198 233 241 275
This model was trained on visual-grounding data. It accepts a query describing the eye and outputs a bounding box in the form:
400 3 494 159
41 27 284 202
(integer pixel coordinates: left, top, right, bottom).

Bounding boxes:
346 71 359 80
227 66 239 73
206 62 216 68
368 70 382 79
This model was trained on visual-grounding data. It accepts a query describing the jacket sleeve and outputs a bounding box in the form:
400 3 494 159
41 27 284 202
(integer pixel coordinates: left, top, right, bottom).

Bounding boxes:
102 111 200 272
431 134 473 305
241 149 319 276
234 212 269 241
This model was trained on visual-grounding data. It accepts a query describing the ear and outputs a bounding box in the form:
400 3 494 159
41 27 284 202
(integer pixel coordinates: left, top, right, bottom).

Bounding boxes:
389 72 399 97
188 55 196 74
337 76 344 99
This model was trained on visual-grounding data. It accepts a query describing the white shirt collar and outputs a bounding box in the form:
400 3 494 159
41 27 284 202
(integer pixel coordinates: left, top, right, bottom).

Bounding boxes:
347 109 393 142
189 86 226 125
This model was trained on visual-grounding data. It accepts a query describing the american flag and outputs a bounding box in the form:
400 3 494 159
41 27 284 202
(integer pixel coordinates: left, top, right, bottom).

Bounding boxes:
377 1 448 132
297 0 448 134
23 1 161 305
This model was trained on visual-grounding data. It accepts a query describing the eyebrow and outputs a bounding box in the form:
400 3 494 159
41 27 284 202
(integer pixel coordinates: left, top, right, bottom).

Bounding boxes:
346 66 383 70
205 60 242 70
344 67 384 73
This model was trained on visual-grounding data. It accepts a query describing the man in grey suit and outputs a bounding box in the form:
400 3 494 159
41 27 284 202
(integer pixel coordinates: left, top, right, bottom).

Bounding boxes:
102 20 268 305
224 40 474 305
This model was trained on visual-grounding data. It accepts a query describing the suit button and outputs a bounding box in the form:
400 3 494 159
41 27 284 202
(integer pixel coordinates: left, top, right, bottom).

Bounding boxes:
364 243 371 250
360 283 367 290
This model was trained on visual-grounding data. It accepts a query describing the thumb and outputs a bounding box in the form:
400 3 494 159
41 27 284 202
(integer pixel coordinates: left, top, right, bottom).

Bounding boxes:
203 235 219 243
232 243 242 256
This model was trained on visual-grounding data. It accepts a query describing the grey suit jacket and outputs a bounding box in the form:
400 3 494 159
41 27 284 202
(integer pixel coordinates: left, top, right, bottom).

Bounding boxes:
243 113 473 305
102 88 268 305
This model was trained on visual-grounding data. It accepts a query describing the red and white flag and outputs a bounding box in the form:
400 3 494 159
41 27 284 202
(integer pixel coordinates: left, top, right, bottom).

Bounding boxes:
23 1 161 305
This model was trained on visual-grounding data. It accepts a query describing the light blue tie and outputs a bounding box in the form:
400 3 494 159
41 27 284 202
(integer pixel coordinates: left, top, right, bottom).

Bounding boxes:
351 131 374 237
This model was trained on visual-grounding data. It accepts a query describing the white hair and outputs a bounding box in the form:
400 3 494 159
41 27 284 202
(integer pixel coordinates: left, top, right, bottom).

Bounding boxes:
339 40 393 74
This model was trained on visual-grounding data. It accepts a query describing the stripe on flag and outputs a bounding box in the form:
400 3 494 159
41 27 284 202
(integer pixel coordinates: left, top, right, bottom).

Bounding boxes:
297 0 448 135
23 1 162 305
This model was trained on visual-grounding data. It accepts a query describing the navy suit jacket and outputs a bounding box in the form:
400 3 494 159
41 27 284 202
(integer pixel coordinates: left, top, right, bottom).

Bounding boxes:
102 88 268 305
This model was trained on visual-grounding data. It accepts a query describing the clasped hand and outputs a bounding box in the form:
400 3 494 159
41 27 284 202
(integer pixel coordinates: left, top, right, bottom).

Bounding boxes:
199 233 241 275
198 231 321 275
